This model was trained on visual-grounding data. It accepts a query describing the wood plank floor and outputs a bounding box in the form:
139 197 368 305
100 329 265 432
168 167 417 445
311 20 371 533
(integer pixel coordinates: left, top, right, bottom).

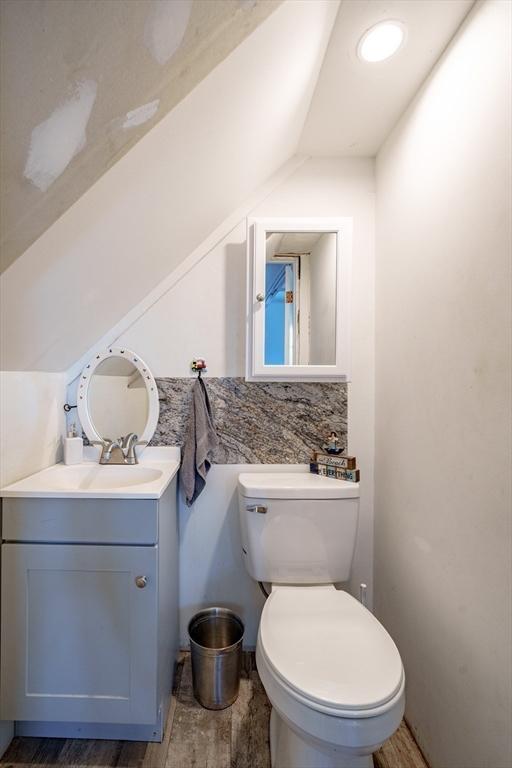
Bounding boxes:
0 654 428 768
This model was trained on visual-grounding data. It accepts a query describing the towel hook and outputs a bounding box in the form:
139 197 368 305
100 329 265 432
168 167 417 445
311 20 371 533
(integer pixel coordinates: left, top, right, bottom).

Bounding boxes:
191 359 207 378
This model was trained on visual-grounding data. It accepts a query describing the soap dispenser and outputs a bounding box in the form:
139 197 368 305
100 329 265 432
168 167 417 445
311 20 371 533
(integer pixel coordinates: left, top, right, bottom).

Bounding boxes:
63 423 83 465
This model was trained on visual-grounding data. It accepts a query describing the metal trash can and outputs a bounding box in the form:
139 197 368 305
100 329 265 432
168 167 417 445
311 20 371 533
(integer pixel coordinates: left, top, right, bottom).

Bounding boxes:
188 607 244 710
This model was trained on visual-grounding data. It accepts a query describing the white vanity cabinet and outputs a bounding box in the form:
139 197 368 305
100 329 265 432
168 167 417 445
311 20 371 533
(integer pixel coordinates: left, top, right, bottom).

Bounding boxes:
0 476 178 742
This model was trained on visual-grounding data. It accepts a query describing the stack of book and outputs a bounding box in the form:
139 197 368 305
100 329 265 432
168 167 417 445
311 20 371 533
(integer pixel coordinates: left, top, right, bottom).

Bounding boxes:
310 451 359 482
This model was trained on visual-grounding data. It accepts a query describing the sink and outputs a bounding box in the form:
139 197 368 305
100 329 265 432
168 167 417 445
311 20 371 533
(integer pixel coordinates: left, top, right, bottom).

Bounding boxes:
36 464 163 491
0 446 180 499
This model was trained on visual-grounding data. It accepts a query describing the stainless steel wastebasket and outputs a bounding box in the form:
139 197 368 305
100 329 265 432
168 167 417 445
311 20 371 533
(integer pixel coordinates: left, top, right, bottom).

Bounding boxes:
188 607 244 710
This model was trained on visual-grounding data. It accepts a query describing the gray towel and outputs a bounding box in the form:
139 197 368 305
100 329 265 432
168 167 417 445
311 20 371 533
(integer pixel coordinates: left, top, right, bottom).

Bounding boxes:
180 378 219 506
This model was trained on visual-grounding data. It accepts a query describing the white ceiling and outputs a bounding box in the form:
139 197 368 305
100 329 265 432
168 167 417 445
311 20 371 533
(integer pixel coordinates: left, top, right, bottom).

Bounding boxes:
299 0 474 156
276 232 324 253
265 231 324 260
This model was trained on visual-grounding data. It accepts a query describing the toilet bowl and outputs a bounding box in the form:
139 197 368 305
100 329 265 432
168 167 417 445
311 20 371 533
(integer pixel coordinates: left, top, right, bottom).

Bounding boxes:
237 471 405 768
256 585 405 768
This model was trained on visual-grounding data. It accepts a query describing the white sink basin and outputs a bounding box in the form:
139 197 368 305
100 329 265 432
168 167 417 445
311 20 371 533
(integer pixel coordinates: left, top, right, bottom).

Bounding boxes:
0 447 180 499
36 464 163 491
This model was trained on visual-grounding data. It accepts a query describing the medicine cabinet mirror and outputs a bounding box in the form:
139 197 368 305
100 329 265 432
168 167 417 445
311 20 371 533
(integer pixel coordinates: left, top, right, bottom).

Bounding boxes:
77 347 159 448
246 217 352 381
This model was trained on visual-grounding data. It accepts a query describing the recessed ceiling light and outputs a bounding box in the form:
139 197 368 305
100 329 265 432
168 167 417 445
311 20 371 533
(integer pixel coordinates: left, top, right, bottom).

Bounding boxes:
357 21 406 63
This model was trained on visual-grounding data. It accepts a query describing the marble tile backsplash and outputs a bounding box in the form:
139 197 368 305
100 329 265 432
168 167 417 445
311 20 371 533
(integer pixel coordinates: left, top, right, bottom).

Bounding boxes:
153 378 347 464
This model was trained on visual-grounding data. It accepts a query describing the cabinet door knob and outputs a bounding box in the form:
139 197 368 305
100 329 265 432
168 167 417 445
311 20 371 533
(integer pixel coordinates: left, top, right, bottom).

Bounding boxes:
135 575 148 589
256 293 265 303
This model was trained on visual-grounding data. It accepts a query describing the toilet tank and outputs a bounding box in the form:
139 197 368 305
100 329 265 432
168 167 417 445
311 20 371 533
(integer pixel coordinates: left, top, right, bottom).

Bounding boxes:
238 472 360 584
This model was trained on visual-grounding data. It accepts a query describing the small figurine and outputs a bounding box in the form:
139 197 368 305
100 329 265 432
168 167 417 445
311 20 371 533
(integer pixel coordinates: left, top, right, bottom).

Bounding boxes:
191 359 207 379
324 430 342 454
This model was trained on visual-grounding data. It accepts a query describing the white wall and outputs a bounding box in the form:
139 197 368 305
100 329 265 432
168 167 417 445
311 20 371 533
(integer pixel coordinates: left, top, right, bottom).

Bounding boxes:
0 0 338 374
375 3 512 768
117 218 247 378
119 156 376 643
0 372 67 487
309 233 337 364
0 370 67 756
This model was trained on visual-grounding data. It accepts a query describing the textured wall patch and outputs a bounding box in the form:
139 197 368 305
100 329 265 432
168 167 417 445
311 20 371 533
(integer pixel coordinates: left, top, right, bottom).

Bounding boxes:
144 0 192 65
122 100 160 129
24 80 97 192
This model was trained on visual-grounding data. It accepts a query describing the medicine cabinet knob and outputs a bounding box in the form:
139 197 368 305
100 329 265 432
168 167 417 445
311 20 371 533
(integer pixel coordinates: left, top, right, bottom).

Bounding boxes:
256 293 265 303
135 575 148 589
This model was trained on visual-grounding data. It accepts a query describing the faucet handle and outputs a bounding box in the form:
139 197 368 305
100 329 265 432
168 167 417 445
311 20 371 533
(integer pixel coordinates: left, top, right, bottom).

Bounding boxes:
91 439 111 451
91 438 117 447
91 438 120 464
120 433 139 449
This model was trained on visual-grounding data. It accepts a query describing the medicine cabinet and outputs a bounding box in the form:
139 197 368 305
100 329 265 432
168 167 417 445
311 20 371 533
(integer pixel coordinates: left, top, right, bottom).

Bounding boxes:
246 217 352 381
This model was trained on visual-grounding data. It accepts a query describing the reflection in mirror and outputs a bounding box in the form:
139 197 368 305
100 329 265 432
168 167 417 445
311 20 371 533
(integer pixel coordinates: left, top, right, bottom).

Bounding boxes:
264 231 337 366
87 356 149 441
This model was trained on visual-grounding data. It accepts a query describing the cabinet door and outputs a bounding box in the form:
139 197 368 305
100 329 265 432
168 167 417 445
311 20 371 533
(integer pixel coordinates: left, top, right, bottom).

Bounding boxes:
1 543 157 724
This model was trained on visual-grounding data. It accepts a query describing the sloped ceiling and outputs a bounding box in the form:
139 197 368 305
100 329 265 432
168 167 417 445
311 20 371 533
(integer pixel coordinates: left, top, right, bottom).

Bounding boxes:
1 0 478 374
0 0 339 372
299 0 474 156
0 0 282 273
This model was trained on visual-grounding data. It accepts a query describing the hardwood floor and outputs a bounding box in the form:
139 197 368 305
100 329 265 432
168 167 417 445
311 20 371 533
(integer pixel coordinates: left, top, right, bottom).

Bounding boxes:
1 654 428 768
373 722 428 768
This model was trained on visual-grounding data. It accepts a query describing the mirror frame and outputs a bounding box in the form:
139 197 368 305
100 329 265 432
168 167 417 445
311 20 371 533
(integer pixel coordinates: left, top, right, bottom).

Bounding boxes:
246 216 352 382
77 347 160 447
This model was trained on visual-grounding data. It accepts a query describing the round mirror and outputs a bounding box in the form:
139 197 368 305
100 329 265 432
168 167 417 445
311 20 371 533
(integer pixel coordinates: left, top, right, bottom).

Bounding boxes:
77 348 159 447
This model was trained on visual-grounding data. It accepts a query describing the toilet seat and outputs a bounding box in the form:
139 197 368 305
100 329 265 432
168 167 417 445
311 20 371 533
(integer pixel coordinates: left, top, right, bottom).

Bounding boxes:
259 585 404 718
257 642 405 763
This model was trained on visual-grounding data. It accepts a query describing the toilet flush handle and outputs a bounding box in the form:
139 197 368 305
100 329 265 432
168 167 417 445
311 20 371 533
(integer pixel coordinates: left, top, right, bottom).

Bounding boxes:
246 504 267 514
359 583 367 608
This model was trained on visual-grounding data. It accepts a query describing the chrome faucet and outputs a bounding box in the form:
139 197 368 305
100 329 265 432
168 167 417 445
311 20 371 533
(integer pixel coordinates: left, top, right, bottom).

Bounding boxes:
92 434 147 465
92 439 125 465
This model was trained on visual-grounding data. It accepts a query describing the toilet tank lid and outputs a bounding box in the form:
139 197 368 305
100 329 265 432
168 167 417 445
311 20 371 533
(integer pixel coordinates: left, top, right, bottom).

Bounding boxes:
238 472 360 499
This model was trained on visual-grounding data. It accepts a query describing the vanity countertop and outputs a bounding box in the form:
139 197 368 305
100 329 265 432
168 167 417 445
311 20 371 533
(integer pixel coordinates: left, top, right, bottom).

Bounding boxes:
0 446 180 500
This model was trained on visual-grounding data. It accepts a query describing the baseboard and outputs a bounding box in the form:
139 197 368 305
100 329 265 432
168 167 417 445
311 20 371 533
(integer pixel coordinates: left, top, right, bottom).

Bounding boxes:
15 718 163 742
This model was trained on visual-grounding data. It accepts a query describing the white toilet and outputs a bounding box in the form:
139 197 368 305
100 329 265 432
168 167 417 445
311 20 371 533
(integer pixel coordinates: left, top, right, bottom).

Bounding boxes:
238 472 405 768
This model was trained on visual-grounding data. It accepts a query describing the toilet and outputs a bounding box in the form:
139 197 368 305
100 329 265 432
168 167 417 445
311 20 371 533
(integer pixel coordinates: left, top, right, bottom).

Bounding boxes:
238 472 405 768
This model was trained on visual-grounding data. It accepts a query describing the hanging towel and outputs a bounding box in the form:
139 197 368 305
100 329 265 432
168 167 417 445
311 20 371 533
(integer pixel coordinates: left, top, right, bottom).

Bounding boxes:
180 377 219 506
